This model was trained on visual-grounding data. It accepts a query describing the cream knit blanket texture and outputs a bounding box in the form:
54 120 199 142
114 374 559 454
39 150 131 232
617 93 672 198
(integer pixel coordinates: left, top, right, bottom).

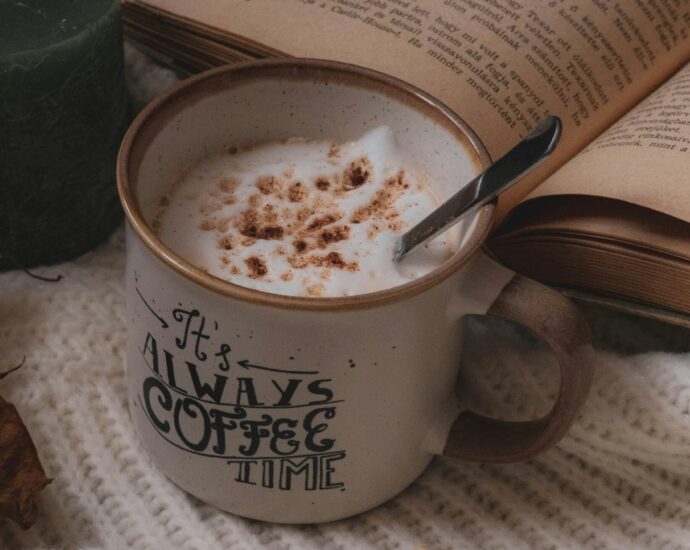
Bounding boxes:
0 47 689 550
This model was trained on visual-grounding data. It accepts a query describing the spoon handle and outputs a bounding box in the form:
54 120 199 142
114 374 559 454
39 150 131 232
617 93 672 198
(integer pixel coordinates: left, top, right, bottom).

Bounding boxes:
394 115 562 262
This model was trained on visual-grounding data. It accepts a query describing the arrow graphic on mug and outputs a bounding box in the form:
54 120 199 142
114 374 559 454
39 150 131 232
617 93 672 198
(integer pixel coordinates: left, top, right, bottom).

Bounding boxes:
236 359 319 375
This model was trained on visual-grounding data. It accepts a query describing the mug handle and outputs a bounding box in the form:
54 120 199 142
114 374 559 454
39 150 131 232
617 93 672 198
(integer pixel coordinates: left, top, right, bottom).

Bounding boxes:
444 274 594 462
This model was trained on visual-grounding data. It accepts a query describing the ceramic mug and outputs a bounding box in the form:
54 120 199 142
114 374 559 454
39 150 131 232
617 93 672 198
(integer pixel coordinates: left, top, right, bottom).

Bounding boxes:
117 59 593 524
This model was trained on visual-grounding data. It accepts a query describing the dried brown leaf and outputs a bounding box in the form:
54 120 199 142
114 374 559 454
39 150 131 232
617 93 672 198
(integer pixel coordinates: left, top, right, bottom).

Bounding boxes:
0 395 51 528
0 358 25 381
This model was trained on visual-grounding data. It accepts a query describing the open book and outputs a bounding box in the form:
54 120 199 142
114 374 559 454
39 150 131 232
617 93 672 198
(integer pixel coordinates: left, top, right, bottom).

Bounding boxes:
121 0 690 326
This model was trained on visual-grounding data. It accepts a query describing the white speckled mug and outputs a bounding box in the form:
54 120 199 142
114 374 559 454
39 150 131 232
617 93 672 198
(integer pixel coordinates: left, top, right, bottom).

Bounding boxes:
117 59 593 523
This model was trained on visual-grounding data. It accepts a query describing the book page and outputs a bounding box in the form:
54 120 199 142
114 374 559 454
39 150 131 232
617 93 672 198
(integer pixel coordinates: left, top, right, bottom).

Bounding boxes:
129 0 690 220
530 62 690 224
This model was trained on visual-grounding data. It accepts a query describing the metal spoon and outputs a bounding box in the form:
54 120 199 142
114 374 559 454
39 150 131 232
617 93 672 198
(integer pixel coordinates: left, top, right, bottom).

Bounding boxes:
393 115 562 262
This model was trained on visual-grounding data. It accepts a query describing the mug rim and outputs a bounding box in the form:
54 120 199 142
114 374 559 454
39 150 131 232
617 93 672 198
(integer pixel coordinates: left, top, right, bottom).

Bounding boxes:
117 58 494 311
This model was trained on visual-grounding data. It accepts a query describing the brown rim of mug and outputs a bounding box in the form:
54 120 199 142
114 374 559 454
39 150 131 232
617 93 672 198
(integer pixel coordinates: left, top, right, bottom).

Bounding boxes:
117 58 494 311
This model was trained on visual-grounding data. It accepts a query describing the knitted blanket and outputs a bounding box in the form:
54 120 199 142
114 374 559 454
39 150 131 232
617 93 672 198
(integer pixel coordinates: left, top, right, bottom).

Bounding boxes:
1 47 688 550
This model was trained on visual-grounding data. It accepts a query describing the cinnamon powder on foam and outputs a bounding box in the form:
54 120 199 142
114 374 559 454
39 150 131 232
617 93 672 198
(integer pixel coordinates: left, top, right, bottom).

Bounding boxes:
152 127 454 297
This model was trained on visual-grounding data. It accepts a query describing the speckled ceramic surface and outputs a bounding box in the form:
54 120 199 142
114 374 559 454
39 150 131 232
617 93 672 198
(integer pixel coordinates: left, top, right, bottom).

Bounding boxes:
117 60 590 523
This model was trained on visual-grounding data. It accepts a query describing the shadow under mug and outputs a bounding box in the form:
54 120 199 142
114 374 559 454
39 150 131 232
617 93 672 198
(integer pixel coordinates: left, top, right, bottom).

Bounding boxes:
117 59 594 524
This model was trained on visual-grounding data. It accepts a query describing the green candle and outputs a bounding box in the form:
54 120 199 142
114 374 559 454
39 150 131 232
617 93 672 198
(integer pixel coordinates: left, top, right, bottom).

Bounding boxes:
0 0 128 269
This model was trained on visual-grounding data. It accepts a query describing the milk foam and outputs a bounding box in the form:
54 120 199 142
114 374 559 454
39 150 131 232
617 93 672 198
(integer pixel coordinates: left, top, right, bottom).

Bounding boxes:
155 127 456 297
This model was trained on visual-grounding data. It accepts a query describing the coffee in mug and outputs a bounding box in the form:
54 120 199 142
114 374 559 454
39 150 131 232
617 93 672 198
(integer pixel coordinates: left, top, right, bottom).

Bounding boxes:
118 59 593 524
154 126 455 297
